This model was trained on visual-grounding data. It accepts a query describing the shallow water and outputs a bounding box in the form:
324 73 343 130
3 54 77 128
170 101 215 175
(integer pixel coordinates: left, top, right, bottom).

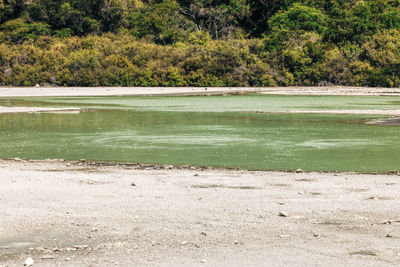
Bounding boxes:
1 95 399 172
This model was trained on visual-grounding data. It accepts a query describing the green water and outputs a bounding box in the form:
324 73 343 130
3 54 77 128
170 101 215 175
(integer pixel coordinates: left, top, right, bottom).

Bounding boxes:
1 94 399 172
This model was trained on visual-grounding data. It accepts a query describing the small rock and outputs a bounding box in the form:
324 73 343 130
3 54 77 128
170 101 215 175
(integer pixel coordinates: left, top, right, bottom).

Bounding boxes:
131 183 136 186
386 234 393 238
296 169 303 173
278 211 288 217
66 247 77 252
65 257 71 261
194 174 199 177
313 233 320 237
200 232 207 236
201 259 206 263
73 245 88 249
180 241 187 245
35 84 40 87
279 234 291 238
41 255 54 260
232 240 239 245
79 159 86 162
24 257 34 266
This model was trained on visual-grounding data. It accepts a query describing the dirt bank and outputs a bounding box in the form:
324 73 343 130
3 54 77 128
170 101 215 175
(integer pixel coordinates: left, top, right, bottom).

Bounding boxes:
1 160 399 266
1 86 400 97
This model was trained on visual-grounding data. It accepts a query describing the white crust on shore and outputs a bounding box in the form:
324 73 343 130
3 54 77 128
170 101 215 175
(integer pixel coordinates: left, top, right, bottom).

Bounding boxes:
0 106 82 114
1 86 400 97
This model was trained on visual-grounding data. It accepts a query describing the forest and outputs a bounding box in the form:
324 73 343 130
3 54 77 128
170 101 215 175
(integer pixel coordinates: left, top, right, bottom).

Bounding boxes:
0 0 400 87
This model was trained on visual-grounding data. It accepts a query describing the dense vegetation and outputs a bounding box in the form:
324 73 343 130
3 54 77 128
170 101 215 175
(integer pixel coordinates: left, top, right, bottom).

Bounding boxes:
1 0 400 87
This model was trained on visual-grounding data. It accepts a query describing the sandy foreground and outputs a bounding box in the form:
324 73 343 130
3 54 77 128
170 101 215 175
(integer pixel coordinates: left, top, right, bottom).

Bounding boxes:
0 160 400 266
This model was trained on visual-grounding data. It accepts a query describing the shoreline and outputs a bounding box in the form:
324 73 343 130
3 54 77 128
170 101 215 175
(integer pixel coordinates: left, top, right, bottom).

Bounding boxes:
1 86 400 97
2 158 399 175
0 106 83 114
1 159 400 266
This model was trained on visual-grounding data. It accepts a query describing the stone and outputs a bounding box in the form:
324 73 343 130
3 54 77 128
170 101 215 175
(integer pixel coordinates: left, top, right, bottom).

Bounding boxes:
296 169 304 173
35 84 40 88
180 241 187 245
73 245 88 249
41 255 54 260
201 259 206 263
279 234 291 238
24 257 34 266
278 211 288 217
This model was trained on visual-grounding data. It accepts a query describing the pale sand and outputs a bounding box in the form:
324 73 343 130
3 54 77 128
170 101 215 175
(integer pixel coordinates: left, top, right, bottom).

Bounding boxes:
0 106 82 114
0 160 400 266
0 86 400 97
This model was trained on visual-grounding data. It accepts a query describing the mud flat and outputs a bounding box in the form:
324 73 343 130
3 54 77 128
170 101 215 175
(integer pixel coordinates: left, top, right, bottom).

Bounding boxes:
1 160 400 266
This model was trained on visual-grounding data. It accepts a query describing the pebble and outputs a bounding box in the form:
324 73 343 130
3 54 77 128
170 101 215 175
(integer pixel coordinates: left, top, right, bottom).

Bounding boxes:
279 234 291 238
200 232 207 236
278 211 288 217
201 259 206 263
232 240 239 245
41 255 54 260
73 245 88 249
24 257 34 266
65 257 71 261
296 169 303 173
180 241 188 245
131 182 136 186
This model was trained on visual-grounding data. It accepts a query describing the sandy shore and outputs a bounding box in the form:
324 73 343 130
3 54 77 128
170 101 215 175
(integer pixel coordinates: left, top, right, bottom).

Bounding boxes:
1 160 400 266
0 106 82 114
1 86 400 97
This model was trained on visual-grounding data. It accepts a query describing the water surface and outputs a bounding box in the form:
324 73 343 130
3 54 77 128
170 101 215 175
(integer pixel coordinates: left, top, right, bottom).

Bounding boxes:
1 95 399 172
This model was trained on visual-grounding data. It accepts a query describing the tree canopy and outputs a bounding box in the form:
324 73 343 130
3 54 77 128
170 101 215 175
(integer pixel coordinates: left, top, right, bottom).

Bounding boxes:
1 0 400 87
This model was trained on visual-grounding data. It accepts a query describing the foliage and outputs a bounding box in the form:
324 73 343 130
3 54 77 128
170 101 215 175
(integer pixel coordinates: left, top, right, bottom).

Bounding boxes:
1 0 400 87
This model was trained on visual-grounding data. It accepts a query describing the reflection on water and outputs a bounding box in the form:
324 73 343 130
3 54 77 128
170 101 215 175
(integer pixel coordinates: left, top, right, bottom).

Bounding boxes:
0 95 400 172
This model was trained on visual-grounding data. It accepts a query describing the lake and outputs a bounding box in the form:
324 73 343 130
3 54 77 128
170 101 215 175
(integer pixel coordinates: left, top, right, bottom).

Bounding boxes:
0 94 399 172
